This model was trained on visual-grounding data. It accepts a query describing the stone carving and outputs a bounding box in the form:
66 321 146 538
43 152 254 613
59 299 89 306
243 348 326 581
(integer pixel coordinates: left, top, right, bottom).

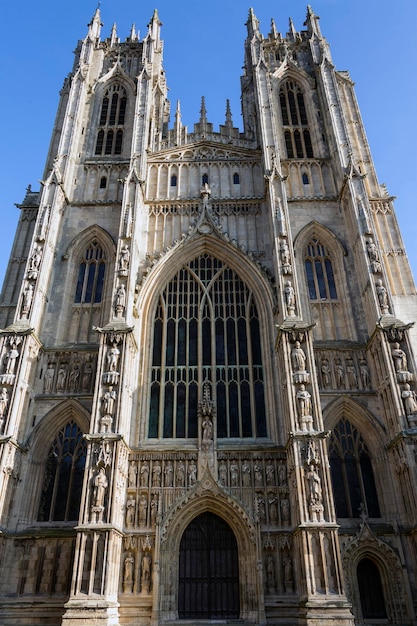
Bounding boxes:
68 362 80 392
21 283 34 318
188 460 197 487
265 553 276 592
128 461 137 488
44 361 55 392
81 358 93 391
123 553 135 593
280 239 292 274
0 388 9 432
334 359 345 388
4 343 19 376
115 284 126 317
91 467 108 522
27 244 43 279
296 385 313 431
281 498 290 526
305 464 323 522
242 460 251 486
138 494 148 526
119 245 130 275
266 462 275 486
218 460 227 486
230 460 239 487
126 496 136 527
254 462 263 486
278 462 287 486
269 497 278 524
359 359 371 389
321 358 331 388
391 343 408 372
107 343 121 372
150 493 159 527
140 552 152 593
100 386 116 432
291 341 309 383
176 460 185 487
164 460 173 487
152 461 162 487
402 384 417 416
376 279 389 314
346 358 358 389
140 461 150 487
366 238 382 273
283 556 294 593
284 280 296 316
56 363 67 391
202 415 213 444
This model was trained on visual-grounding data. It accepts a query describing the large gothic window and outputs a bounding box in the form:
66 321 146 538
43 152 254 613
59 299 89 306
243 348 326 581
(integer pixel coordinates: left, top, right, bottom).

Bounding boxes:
38 420 87 522
305 237 337 301
328 418 380 518
280 81 314 159
149 255 267 439
95 84 127 156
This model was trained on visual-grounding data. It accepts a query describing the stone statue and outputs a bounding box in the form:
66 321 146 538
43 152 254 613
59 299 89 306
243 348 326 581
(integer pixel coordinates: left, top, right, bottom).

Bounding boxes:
265 553 276 590
334 359 344 388
28 244 42 272
366 238 382 273
56 364 67 391
306 464 322 506
391 343 408 372
102 386 117 416
140 461 150 487
4 344 19 375
321 359 331 388
123 553 134 592
218 460 227 486
402 384 417 415
21 283 34 317
359 359 371 388
126 496 136 527
44 361 55 392
291 341 306 372
242 460 251 486
376 279 389 313
164 460 173 487
176 460 185 487
92 467 108 508
280 239 290 265
346 359 358 389
254 462 263 486
296 385 313 430
230 461 239 487
68 363 80 392
128 461 137 488
152 461 162 487
268 497 278 524
119 245 130 272
138 494 148 526
141 552 152 593
0 387 9 427
266 462 275 486
278 462 287 486
81 359 93 391
284 280 296 315
188 460 197 487
107 343 120 372
150 493 159 526
202 416 213 443
115 284 126 316
281 498 290 525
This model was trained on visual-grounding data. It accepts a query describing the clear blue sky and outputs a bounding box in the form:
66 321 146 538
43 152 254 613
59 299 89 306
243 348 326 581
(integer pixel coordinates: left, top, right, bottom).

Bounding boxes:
1 1 416 286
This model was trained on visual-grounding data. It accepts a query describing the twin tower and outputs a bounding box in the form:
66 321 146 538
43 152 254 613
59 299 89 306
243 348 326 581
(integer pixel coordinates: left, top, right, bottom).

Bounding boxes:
0 6 416 626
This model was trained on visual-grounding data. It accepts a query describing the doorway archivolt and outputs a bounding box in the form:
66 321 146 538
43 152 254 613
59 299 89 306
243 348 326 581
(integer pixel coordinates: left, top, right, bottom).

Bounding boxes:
158 480 261 623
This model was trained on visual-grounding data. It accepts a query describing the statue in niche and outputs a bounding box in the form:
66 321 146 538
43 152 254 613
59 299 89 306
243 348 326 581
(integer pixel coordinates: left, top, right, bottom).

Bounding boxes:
346 358 358 388
92 467 108 508
125 496 136 527
164 460 173 487
28 244 42 273
107 343 120 372
283 557 294 592
280 239 292 274
296 385 313 430
284 280 296 316
141 552 152 593
0 388 9 430
359 359 371 388
242 460 251 486
321 358 331 388
218 460 227 486
152 461 162 487
188 460 197 487
257 494 266 523
366 237 382 273
138 494 148 526
202 415 213 443
291 341 306 372
81 358 93 391
376 279 389 313
102 386 117 416
278 462 287 486
119 245 130 273
140 461 150 487
44 361 55 392
123 553 135 593
306 464 322 506
68 362 80 392
254 462 263 486
115 284 126 316
128 461 137 488
150 494 159 527
402 384 417 415
21 283 34 317
4 344 19 375
230 461 239 487
391 342 408 372
269 497 278 524
56 363 67 391
176 460 185 487
266 461 275 486
334 359 345 388
281 498 290 525
265 553 276 590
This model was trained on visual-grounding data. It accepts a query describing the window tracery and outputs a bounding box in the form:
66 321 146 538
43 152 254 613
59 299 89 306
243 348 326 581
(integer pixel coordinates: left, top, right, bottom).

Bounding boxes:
328 418 380 518
38 420 86 522
148 255 267 439
280 81 314 159
95 84 127 156
304 237 337 301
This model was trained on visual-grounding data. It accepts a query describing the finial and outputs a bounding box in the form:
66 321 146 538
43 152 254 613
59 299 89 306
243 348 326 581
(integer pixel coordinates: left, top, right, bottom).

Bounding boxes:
246 8 260 37
270 18 278 39
225 99 233 127
110 23 118 46
200 96 207 125
129 23 137 41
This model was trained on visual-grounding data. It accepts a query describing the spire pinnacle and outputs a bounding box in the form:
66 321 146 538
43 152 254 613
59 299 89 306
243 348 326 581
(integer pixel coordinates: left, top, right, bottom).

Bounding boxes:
87 7 102 40
129 23 137 42
304 5 322 37
225 99 233 128
246 8 260 37
199 96 208 125
110 23 118 47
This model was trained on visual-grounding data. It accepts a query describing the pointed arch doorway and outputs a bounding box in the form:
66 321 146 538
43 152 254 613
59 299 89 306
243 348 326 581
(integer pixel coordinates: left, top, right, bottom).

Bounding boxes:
178 511 240 619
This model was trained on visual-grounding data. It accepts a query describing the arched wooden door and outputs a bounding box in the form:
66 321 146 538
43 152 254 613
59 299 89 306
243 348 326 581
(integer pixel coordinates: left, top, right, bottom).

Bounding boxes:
178 512 240 619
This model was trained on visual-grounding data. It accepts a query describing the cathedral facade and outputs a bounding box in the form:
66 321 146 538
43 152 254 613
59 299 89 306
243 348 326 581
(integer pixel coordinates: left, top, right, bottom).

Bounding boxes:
0 6 416 625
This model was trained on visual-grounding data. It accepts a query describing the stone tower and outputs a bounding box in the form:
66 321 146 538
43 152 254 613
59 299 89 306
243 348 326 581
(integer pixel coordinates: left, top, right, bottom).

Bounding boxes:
0 6 416 626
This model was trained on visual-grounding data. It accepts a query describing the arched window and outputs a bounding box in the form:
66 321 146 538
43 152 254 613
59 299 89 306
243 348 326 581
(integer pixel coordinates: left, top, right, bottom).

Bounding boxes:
95 84 127 156
280 81 314 158
305 237 337 300
357 558 387 619
38 420 87 522
149 255 267 439
99 176 107 189
74 241 106 304
202 173 209 185
328 418 380 518
171 174 177 187
233 172 240 185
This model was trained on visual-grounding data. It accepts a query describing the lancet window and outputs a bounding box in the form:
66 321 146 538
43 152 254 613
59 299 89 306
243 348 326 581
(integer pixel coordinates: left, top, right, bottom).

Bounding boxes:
280 81 314 158
95 84 127 156
74 241 106 304
304 237 337 301
328 418 380 518
148 255 267 439
38 420 87 522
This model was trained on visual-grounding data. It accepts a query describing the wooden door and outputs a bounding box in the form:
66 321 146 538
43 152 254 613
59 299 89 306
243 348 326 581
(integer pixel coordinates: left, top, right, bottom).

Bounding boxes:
178 512 240 619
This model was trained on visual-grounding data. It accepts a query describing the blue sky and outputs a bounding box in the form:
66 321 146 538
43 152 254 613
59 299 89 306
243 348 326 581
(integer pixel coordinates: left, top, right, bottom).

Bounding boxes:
1 0 416 286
